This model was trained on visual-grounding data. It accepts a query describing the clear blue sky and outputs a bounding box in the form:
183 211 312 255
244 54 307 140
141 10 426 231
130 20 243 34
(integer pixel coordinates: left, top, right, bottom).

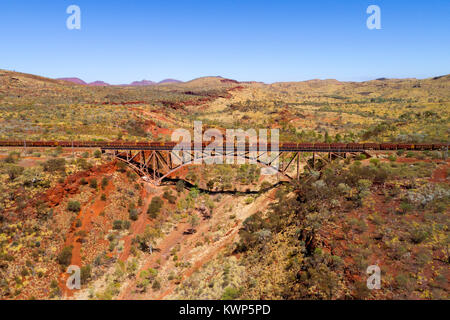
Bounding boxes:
1 0 449 84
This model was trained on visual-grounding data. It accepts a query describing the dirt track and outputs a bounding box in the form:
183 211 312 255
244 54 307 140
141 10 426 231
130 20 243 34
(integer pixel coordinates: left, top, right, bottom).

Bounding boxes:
118 188 277 300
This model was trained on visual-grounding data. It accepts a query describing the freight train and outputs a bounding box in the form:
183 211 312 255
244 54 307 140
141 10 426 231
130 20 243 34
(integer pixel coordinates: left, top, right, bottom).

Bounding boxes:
0 140 447 151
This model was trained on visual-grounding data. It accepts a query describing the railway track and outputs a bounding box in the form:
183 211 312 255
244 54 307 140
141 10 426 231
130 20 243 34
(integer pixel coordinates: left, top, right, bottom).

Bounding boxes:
0 140 447 152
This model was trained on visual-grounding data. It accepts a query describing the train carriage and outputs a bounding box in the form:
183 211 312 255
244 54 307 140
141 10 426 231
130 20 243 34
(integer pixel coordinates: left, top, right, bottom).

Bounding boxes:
380 143 397 150
346 143 364 150
314 143 331 150
0 140 446 157
8 141 16 147
397 144 414 150
108 141 123 147
148 142 162 149
363 143 380 150
164 142 177 149
330 143 347 150
414 144 433 150
295 143 314 150
432 143 448 150
281 143 298 151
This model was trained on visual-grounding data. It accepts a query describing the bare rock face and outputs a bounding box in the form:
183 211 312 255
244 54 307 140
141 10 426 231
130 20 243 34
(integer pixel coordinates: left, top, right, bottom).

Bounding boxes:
198 202 211 219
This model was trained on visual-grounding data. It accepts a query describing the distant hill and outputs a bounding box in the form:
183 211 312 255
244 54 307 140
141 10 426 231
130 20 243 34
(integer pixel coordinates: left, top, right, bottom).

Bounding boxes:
178 76 242 89
57 77 87 85
57 78 110 86
159 79 182 84
88 81 110 86
57 77 182 86
127 80 156 86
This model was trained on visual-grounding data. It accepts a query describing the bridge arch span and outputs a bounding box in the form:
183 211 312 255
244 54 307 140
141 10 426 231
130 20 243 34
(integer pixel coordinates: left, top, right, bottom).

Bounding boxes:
113 150 296 186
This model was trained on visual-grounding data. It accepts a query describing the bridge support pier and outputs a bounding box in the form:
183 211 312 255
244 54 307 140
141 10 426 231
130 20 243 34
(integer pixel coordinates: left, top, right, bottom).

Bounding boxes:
312 153 316 170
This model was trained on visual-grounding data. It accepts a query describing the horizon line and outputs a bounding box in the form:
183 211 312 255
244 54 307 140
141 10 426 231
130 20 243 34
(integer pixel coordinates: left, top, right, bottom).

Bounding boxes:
2 68 449 86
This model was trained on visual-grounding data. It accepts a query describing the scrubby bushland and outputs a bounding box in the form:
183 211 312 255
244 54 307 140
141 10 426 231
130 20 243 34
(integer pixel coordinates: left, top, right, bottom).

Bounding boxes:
230 159 449 300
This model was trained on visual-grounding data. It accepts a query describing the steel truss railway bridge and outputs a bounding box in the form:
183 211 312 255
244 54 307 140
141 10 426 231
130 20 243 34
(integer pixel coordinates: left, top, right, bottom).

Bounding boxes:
1 141 447 185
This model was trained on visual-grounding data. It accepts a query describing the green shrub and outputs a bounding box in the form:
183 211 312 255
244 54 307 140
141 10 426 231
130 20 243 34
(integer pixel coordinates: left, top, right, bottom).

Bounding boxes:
416 153 426 160
123 220 131 229
50 279 58 289
21 268 29 277
430 151 442 160
117 161 127 172
81 265 92 284
152 279 161 291
67 201 81 213
4 151 21 163
54 146 63 154
89 178 98 189
356 154 367 160
101 177 108 189
388 154 397 162
207 180 215 189
163 190 176 204
5 164 24 180
189 215 200 229
357 179 372 191
129 209 139 221
147 197 163 218
399 201 413 214
176 180 185 193
113 220 123 230
395 274 410 288
42 158 66 173
221 286 242 300
76 158 92 170
409 225 429 244
57 246 73 266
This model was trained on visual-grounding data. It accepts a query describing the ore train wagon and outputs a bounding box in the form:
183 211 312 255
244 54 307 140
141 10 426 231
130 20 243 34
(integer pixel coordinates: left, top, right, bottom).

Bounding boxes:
0 141 447 151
